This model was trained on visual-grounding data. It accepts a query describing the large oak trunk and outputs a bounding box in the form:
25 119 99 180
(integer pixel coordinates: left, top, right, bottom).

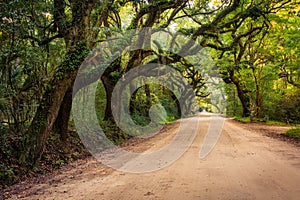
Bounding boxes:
20 44 88 165
229 71 250 117
53 85 73 141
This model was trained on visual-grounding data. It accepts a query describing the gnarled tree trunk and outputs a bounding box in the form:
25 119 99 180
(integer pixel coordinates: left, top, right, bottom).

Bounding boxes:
20 43 88 165
19 0 106 165
53 85 73 141
229 71 251 117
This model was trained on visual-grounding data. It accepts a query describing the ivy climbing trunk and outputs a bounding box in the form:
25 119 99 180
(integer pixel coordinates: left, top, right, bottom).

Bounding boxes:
20 44 88 165
18 0 105 165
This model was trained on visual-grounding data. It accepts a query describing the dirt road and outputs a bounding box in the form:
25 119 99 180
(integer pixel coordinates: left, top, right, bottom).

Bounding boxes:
8 114 300 200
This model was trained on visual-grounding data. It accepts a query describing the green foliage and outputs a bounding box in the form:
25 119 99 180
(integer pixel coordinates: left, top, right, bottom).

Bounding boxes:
131 111 151 126
285 128 300 139
0 164 14 187
233 116 288 126
165 115 177 124
219 2 300 121
100 120 129 145
275 91 300 124
265 120 287 126
130 84 180 127
94 82 180 140
224 84 243 117
95 82 107 121
0 0 71 187
233 116 251 123
58 42 90 79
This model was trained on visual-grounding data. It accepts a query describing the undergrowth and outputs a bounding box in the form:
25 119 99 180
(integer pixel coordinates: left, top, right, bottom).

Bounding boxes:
0 130 90 189
285 128 300 139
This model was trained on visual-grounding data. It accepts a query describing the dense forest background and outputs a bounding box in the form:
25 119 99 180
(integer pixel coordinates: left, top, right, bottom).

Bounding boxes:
1 0 299 188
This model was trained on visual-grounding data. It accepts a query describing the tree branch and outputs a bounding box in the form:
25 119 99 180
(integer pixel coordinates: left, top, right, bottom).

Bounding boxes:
23 34 63 46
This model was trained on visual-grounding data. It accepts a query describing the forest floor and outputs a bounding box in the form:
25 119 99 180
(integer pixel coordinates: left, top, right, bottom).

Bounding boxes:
3 113 300 200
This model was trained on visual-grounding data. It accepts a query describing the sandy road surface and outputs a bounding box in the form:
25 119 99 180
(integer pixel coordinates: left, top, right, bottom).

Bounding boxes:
7 114 300 200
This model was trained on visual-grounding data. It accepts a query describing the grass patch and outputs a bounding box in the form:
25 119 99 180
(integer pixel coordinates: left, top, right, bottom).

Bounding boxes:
233 116 250 123
265 120 287 126
285 128 300 139
233 116 290 126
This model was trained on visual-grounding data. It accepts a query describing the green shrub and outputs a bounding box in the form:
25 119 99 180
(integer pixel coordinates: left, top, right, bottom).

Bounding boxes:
233 116 250 123
275 92 300 124
285 128 300 139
